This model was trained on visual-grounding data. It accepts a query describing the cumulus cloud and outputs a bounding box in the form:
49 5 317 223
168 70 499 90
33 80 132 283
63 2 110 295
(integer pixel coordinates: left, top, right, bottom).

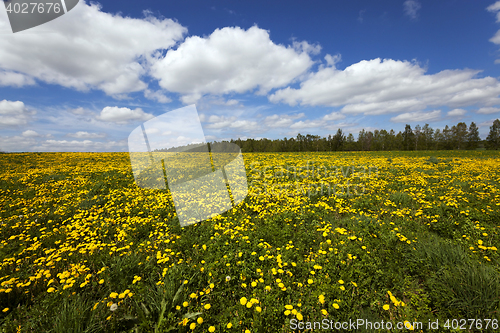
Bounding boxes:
322 111 346 121
487 2 500 64
269 58 500 116
22 130 39 137
290 120 325 129
205 115 237 129
66 131 106 139
323 122 359 131
447 108 466 117
197 96 242 109
263 113 305 128
404 0 421 20
0 100 34 126
202 114 259 131
324 54 342 67
97 106 155 124
477 106 500 114
0 70 36 87
487 1 500 23
150 25 315 104
0 1 186 97
390 110 441 123
292 40 322 55
144 89 172 103
38 139 125 152
0 134 126 152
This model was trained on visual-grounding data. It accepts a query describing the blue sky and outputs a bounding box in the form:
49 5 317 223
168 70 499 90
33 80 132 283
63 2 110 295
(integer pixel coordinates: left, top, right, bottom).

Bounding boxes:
2 0 500 152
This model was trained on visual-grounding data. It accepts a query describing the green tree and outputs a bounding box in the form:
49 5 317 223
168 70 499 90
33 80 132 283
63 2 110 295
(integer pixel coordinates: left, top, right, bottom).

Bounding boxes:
388 129 396 150
332 128 346 151
452 122 468 149
486 119 500 149
345 133 356 151
442 125 452 150
358 129 366 151
414 124 421 150
421 123 434 150
372 130 382 151
395 131 404 150
402 124 415 150
466 122 481 149
434 129 443 149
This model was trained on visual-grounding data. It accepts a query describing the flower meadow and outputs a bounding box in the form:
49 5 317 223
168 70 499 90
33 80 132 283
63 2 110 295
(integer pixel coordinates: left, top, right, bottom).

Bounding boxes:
0 151 499 332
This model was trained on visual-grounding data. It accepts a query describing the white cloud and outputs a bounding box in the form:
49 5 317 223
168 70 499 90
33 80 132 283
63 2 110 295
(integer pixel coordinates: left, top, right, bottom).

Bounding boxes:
0 1 186 97
66 131 106 139
0 135 126 152
226 99 239 106
447 108 466 117
390 110 441 123
144 89 172 103
404 0 421 20
203 114 259 131
269 58 500 115
0 100 34 126
205 115 237 129
322 111 346 121
341 99 425 115
292 40 322 55
0 70 36 87
323 122 359 131
477 107 500 114
229 120 259 131
38 139 125 152
290 120 325 129
97 106 155 124
478 119 497 128
150 25 315 103
488 1 500 23
69 107 91 115
263 113 305 128
22 130 39 137
324 54 342 67
0 135 35 152
487 2 500 64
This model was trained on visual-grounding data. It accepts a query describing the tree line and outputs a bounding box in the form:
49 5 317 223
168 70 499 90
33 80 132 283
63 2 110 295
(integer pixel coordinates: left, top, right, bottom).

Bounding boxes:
225 119 500 152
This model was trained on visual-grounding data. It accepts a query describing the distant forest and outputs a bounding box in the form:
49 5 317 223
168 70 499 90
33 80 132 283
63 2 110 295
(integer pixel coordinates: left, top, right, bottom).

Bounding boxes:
222 119 500 152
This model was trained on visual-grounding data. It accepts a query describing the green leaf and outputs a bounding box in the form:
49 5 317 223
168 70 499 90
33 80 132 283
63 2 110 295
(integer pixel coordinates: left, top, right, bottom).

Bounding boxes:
140 302 150 317
171 283 184 307
182 312 203 320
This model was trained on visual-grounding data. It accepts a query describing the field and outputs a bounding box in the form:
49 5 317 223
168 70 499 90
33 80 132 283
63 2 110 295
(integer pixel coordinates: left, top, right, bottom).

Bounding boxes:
0 151 499 332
